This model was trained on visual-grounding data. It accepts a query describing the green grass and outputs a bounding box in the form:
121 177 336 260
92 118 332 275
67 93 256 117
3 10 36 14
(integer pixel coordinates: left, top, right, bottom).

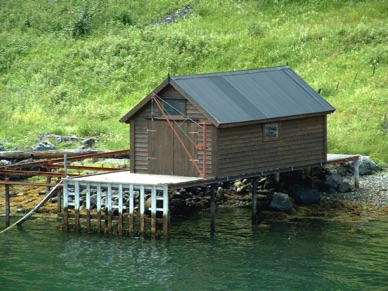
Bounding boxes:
0 0 387 164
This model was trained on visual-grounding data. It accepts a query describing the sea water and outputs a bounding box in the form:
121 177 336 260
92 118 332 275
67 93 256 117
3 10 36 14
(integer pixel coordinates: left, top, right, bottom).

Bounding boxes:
1 208 387 291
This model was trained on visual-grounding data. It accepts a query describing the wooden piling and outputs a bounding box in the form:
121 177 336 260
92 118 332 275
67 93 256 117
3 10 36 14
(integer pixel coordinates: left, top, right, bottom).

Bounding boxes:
139 185 145 234
74 181 80 232
118 184 123 235
62 182 69 231
96 184 102 233
5 176 10 228
151 186 157 235
107 184 112 233
129 185 134 235
252 177 257 224
210 184 216 234
86 184 91 233
354 158 360 188
162 185 169 237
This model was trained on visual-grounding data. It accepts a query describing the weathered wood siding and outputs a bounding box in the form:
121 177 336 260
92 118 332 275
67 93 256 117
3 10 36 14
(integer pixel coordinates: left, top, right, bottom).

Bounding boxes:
131 105 150 174
131 86 214 177
216 116 326 177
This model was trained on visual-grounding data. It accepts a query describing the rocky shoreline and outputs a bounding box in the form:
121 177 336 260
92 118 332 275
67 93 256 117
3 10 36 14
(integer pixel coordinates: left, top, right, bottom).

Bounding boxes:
1 139 387 222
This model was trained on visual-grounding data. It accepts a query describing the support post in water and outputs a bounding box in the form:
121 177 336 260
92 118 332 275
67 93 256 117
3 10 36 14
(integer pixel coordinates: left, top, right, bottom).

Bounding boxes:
151 186 157 235
162 185 169 237
5 175 10 228
210 183 216 234
139 185 145 234
354 157 360 188
252 177 258 224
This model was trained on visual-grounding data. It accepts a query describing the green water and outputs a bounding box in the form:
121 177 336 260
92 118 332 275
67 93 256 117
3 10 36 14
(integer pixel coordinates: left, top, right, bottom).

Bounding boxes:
1 208 387 291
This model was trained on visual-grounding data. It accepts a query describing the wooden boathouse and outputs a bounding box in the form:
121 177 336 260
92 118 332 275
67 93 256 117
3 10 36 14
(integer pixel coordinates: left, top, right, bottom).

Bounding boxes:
61 66 339 236
120 66 336 178
4 66 359 237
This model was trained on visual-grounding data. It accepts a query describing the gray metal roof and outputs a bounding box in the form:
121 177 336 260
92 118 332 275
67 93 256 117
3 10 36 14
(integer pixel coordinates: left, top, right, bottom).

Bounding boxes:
170 66 335 126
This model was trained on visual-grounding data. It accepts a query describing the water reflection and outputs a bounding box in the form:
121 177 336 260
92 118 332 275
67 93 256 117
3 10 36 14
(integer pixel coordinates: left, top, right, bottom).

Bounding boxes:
0 211 387 290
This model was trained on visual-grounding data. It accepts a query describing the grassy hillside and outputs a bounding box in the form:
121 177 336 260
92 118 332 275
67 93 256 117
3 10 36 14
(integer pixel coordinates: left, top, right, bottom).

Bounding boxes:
0 0 387 164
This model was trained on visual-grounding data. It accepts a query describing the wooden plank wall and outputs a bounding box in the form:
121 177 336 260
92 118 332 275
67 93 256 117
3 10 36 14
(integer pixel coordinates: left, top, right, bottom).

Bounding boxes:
186 102 214 177
132 105 151 173
131 85 214 177
216 116 326 177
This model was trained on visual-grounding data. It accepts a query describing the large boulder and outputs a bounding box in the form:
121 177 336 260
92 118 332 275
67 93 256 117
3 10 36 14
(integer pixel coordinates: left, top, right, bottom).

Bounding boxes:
292 188 321 205
269 192 293 212
337 181 353 193
358 156 381 175
31 141 55 151
324 172 343 191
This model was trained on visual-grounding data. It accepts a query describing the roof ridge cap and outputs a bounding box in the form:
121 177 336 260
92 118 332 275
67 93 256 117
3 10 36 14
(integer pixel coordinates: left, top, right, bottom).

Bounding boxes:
171 65 290 80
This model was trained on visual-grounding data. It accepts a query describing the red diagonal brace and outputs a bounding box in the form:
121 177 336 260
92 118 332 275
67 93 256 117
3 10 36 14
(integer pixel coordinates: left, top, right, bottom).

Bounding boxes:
152 94 204 178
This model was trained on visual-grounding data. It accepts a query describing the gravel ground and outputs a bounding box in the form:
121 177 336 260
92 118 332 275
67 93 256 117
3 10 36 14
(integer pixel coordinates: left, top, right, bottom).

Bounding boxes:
321 168 388 209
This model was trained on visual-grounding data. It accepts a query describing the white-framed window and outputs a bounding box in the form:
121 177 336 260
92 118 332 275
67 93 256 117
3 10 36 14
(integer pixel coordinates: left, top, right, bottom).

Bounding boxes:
263 123 279 140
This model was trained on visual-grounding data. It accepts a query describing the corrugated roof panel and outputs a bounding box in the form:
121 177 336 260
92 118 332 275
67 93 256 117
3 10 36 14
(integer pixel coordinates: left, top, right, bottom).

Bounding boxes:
169 66 335 125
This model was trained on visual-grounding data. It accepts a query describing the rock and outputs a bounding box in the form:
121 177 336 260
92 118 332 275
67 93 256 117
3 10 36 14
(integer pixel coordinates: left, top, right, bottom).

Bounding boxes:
90 194 97 208
31 141 55 151
337 181 353 193
170 198 187 216
216 187 225 199
358 156 382 175
234 180 250 194
83 137 96 148
292 188 321 205
145 197 152 211
50 197 58 203
0 159 11 166
269 192 293 212
324 173 342 190
153 4 192 26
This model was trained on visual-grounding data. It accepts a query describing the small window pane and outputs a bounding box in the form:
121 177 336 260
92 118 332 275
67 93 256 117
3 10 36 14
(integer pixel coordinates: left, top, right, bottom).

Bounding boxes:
163 100 185 116
264 123 278 140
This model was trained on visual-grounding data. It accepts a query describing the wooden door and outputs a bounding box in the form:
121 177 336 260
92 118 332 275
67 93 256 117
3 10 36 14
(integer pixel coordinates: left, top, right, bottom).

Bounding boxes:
147 120 199 176
148 120 174 175
173 122 198 177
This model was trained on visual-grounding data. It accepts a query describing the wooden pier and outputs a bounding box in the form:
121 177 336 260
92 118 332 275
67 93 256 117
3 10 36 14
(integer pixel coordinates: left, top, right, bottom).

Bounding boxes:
61 172 203 236
1 153 361 236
